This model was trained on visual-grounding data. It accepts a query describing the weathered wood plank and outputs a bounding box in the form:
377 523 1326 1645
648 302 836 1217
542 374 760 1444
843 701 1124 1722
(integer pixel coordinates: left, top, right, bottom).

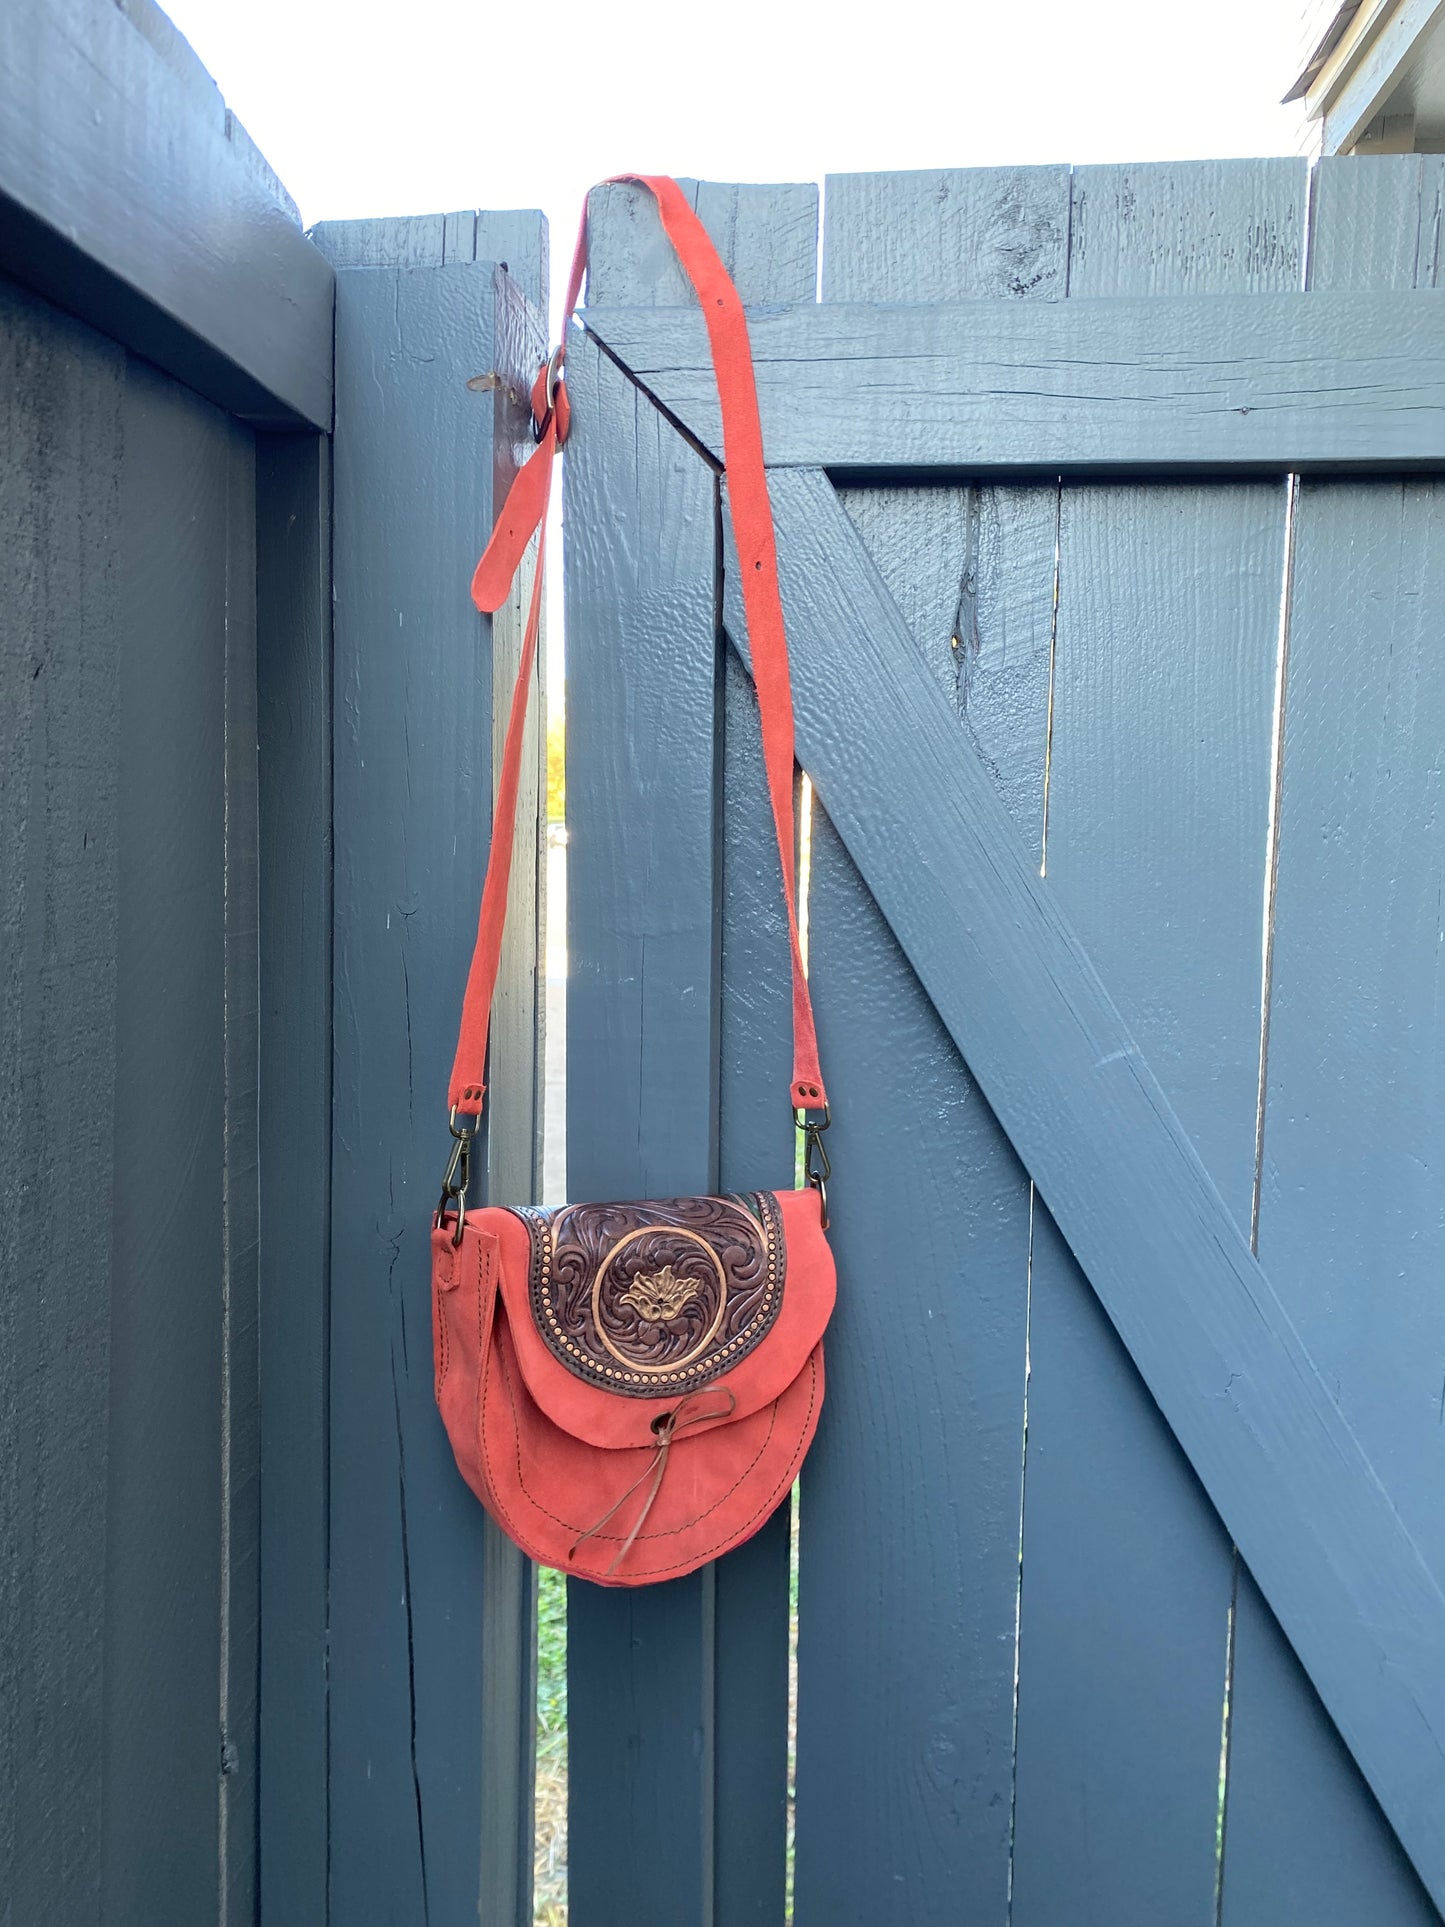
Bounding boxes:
219 420 261 1927
0 277 124 1927
735 465 1445 1909
582 287 1445 474
0 0 333 427
256 430 333 1927
325 254 537 1926
1233 475 1445 1908
824 165 1068 303
566 177 817 1927
308 209 547 304
103 359 240 1921
1009 157 1302 1927
714 649 798 1927
1214 152 1445 1927
563 229 723 1927
585 179 818 311
784 164 1068 1927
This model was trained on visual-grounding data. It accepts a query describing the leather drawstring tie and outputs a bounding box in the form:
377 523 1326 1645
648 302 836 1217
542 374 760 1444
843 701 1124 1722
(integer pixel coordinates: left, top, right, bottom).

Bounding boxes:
570 1388 739 1575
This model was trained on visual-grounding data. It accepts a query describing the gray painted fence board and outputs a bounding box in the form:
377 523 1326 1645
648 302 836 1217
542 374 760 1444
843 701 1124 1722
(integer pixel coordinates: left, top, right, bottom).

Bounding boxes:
309 209 547 307
714 650 799 1926
256 431 333 1927
824 165 1069 303
563 294 721 1927
1217 151 1445 1927
1009 158 1299 1927
782 164 1068 1926
0 0 333 428
1233 474 1445 1916
582 285 1445 474
566 177 817 1927
103 361 246 1922
219 421 261 1925
324 253 539 1927
0 278 124 1927
796 808 1033 1927
730 465 1445 1907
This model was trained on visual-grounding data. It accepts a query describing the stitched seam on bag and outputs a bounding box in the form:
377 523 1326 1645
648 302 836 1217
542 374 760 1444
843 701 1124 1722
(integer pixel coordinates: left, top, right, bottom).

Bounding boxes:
495 1334 780 1540
480 1329 817 1576
434 1261 451 1393
587 1355 816 1580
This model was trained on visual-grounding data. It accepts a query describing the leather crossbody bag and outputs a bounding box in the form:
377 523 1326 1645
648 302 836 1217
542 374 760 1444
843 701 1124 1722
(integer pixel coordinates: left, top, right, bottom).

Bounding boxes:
431 176 835 1585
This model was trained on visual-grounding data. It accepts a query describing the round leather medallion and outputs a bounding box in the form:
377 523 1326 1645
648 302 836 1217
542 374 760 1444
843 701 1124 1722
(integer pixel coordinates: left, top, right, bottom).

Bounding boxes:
518 1192 785 1397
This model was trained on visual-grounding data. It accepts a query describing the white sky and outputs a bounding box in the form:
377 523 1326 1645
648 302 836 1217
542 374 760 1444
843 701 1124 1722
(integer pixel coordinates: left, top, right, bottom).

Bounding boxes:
165 0 1312 316
160 0 1313 698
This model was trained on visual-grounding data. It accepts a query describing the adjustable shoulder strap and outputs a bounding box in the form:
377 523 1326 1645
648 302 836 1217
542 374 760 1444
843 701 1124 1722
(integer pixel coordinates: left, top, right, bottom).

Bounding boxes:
450 175 827 1127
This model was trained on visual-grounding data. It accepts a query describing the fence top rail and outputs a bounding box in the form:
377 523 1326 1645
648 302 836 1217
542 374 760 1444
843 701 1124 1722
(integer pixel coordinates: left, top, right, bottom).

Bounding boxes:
0 0 333 427
582 286 1445 475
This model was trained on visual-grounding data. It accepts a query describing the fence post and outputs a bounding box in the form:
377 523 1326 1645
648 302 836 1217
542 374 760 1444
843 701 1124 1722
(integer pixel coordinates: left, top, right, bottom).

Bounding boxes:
314 210 545 1927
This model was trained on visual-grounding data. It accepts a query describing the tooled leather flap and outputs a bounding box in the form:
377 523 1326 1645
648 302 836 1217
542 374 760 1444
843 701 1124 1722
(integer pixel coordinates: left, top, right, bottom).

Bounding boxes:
491 1188 835 1450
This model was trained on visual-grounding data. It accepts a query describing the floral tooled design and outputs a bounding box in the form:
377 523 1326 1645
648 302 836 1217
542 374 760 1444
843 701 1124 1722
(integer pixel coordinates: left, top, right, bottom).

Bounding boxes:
617 1265 700 1325
517 1192 785 1397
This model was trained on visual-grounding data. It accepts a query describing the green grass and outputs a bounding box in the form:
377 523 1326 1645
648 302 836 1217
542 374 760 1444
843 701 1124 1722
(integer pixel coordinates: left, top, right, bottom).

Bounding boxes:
534 1565 568 1925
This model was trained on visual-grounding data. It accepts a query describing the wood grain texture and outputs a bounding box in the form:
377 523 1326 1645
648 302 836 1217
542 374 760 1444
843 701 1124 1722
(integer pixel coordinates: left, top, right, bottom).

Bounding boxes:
741 466 1445 1911
565 177 817 1927
308 208 547 306
1215 153 1445 1927
103 359 249 1924
255 431 333 1927
777 164 1068 1927
582 285 1445 474
713 651 798 1926
563 234 722 1927
0 276 124 1927
0 0 333 427
585 179 818 310
824 165 1068 303
1005 159 1300 1927
219 419 260 1927
324 255 536 1927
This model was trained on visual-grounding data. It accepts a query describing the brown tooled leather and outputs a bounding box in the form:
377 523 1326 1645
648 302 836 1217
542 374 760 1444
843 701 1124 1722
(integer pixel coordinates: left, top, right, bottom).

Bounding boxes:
514 1193 786 1398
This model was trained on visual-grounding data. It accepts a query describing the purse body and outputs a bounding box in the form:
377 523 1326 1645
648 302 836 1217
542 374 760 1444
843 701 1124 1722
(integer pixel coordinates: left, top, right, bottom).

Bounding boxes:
433 177 835 1587
432 1187 833 1583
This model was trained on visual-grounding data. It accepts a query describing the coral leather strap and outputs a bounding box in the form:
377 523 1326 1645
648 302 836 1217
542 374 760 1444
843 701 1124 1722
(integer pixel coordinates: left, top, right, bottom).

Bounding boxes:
451 175 826 1117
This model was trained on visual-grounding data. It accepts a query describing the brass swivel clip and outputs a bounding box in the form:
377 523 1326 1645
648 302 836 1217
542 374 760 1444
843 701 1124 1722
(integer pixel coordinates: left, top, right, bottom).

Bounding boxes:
532 345 565 443
794 1101 832 1229
436 1107 479 1248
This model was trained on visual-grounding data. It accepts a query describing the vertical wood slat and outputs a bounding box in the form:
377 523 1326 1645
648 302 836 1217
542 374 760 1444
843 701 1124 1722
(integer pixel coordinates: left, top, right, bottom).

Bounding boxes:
1218 153 1445 1927
0 279 124 1927
320 226 544 1926
712 652 802 1926
220 418 261 1927
563 323 720 1927
1007 158 1304 1927
256 429 333 1927
791 163 1067 1927
565 177 816 1927
104 359 252 1924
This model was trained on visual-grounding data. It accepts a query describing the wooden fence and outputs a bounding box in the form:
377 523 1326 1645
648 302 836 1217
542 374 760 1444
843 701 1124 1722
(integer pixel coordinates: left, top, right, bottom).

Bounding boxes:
6 4 1445 1920
565 165 1445 1927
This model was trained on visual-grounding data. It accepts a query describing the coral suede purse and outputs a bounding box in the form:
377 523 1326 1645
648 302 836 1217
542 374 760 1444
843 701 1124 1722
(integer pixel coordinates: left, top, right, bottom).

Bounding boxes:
431 177 834 1586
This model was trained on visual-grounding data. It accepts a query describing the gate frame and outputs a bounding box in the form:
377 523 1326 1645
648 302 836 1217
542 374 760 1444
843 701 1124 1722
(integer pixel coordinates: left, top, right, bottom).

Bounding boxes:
566 173 1445 1924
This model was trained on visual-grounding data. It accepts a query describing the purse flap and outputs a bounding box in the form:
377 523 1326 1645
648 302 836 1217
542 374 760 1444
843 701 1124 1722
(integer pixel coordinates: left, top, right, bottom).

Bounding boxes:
490 1188 834 1449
